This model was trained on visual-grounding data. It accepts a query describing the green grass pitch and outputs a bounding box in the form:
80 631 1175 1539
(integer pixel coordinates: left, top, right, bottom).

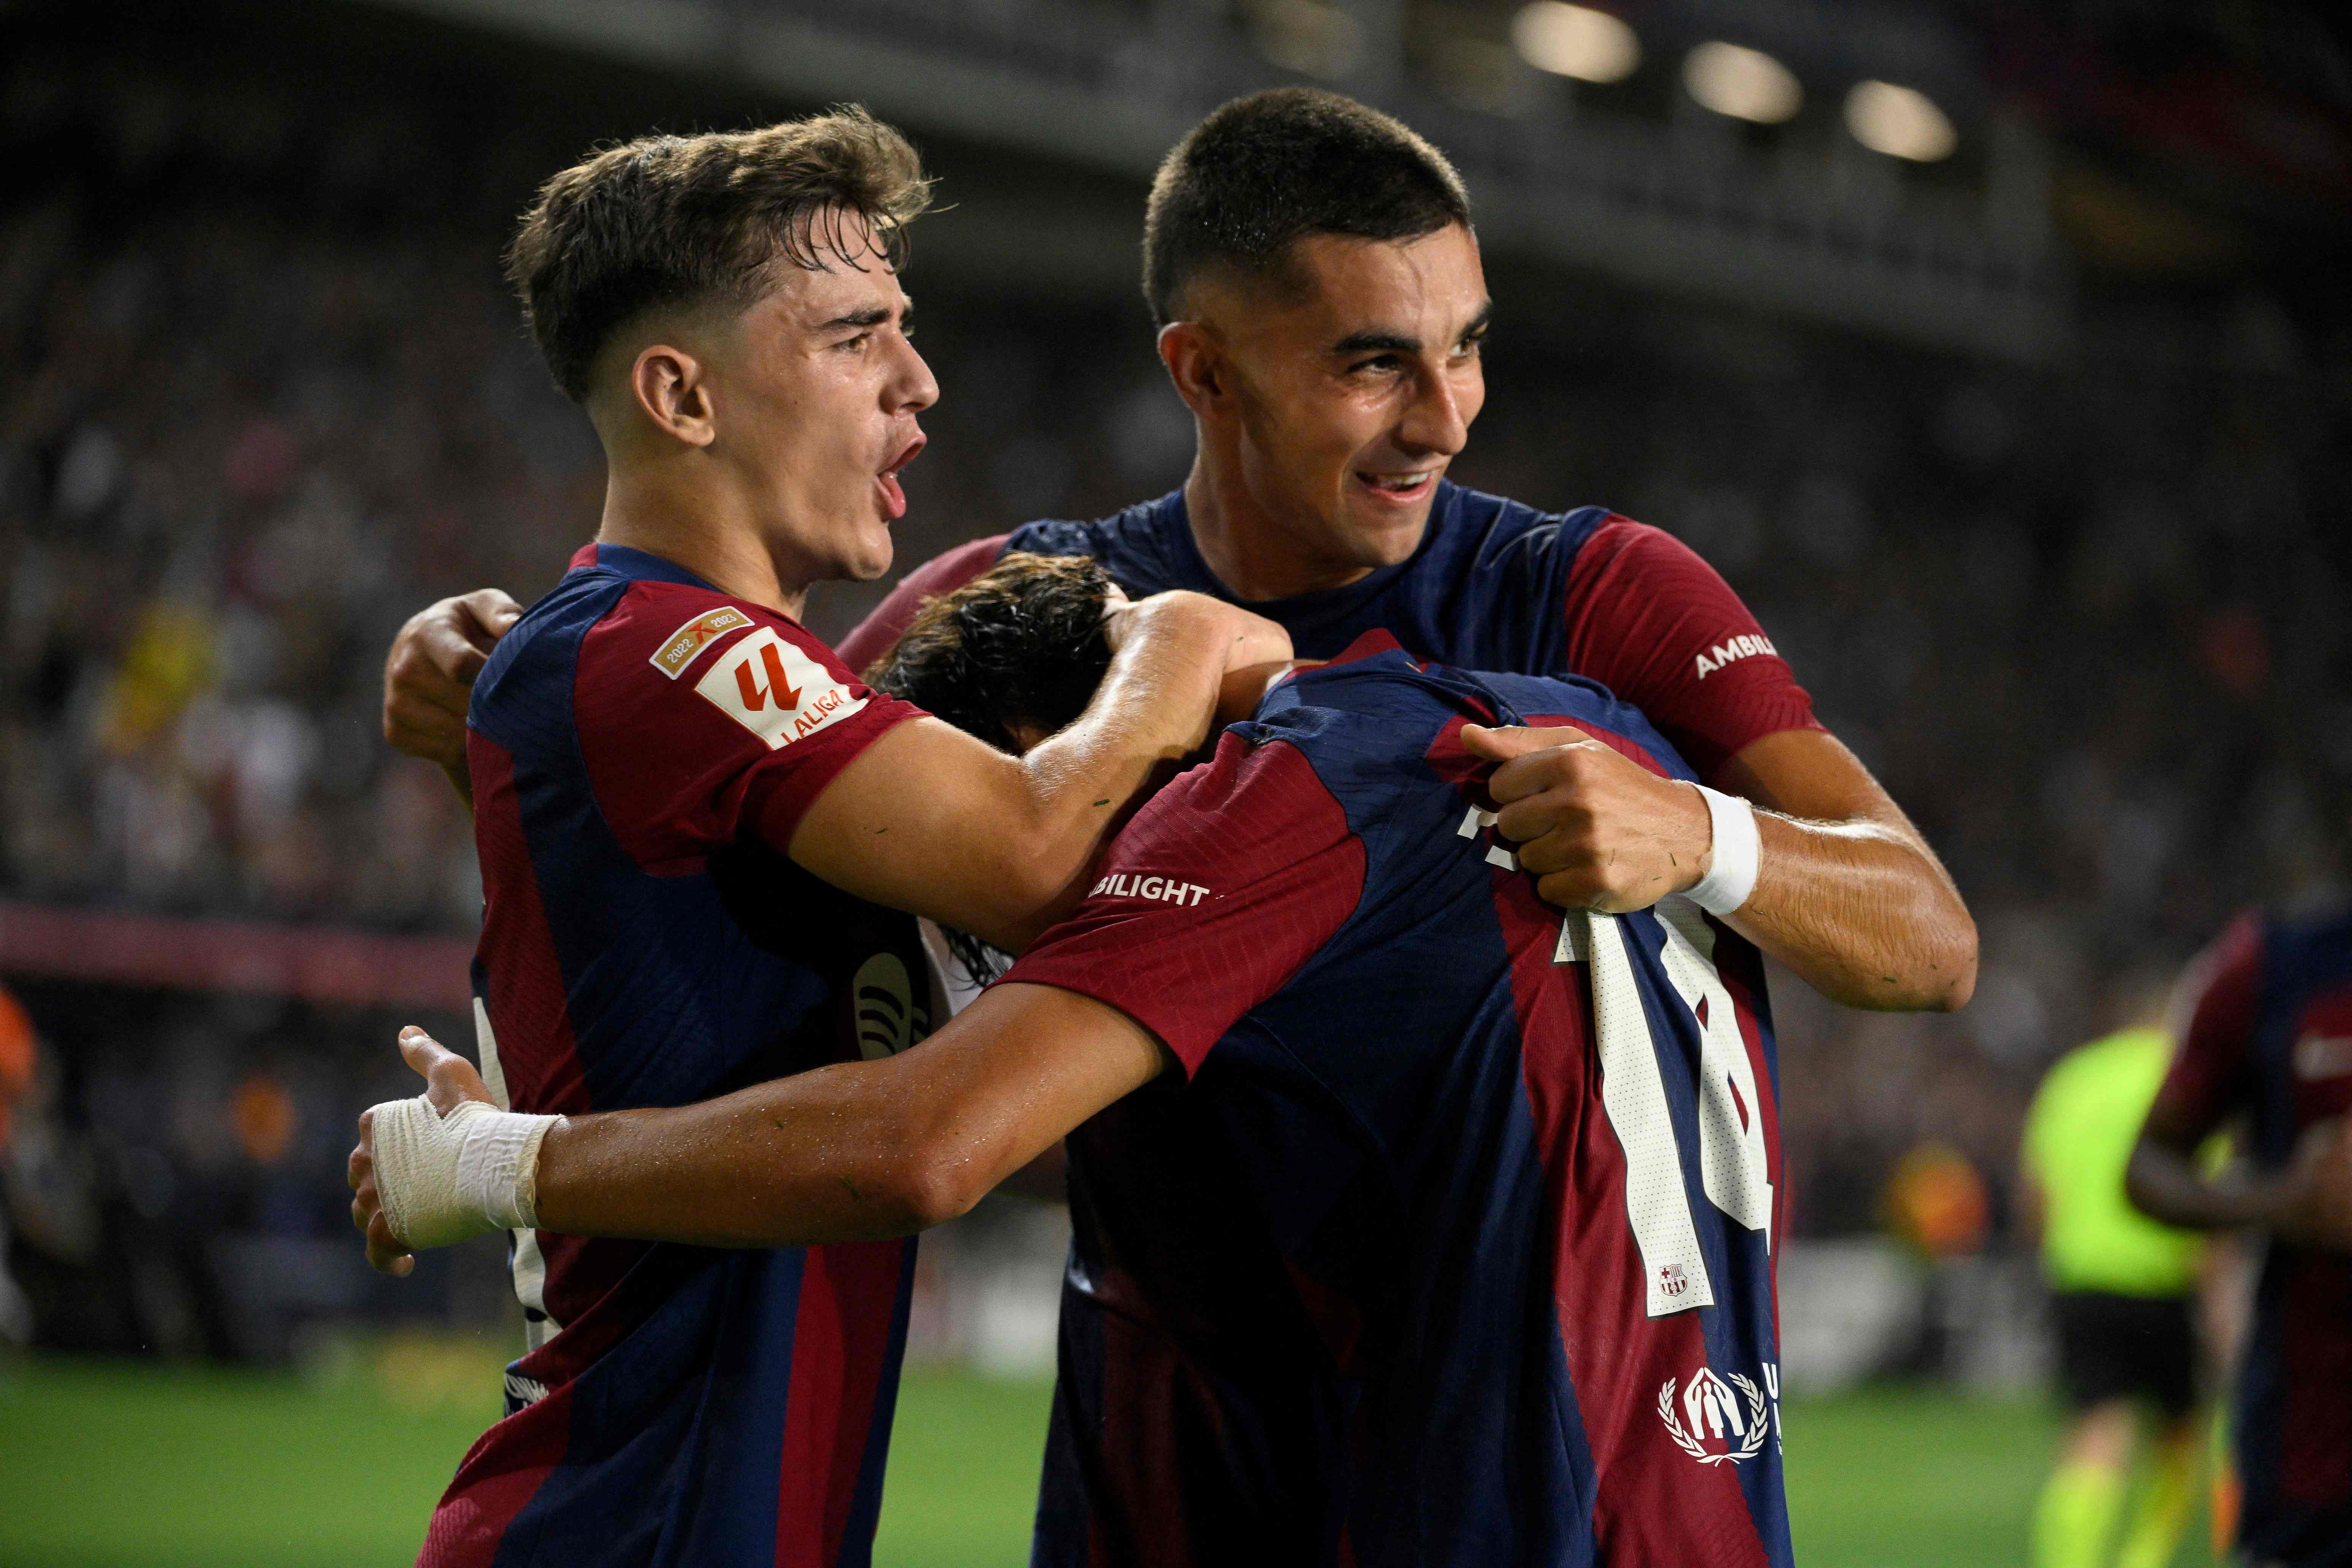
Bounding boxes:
0 1353 2221 1566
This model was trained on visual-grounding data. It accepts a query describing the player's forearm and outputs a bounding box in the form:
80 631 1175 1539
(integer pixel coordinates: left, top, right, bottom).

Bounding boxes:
533 1058 984 1248
1721 811 1976 1012
2125 1138 2290 1232
528 985 1157 1248
984 597 1238 945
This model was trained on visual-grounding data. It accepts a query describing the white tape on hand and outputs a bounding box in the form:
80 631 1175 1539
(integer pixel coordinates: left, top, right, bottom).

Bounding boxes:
369 1095 555 1251
1685 784 1761 916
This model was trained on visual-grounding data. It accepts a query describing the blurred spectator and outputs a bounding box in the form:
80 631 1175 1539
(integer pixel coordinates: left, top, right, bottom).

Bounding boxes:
0 983 39 1341
1884 1141 1994 1263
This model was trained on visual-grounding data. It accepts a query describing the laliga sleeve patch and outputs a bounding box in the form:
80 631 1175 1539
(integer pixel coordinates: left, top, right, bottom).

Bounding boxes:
694 626 866 749
648 605 754 679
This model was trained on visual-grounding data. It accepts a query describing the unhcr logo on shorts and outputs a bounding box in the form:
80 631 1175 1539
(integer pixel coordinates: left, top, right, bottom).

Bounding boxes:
1658 1365 1769 1467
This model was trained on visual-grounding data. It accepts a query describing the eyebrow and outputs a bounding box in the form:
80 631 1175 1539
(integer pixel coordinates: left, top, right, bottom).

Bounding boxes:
1329 301 1493 357
820 297 912 332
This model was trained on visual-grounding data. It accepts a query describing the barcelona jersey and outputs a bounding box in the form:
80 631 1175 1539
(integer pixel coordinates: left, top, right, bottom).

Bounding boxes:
436 543 929 1568
2155 908 2352 1565
835 482 1815 1567
1007 636 1792 1566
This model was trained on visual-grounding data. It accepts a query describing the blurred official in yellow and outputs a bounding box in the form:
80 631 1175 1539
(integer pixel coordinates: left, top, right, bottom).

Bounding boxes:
2021 1018 2208 1568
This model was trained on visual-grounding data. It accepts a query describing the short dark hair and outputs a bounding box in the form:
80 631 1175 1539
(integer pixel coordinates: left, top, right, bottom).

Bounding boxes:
507 108 933 401
1141 87 1472 327
863 553 1116 756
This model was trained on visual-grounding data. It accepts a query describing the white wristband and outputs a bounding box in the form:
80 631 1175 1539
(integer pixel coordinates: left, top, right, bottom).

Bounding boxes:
1685 784 1760 916
369 1095 555 1250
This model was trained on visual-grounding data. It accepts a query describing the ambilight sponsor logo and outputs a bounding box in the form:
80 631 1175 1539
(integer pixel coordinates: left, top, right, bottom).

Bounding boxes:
1089 872 1211 906
1693 634 1778 679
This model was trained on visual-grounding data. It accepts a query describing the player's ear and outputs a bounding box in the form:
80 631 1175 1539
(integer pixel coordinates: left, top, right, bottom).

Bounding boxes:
1157 320 1226 418
630 342 718 449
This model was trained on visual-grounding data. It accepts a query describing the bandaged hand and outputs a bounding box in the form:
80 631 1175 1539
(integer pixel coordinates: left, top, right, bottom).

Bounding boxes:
349 1027 554 1276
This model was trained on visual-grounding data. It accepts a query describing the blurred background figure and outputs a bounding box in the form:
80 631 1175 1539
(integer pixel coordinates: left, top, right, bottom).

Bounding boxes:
2128 908 2352 1568
1878 1135 1993 1381
2020 985 2209 1568
0 983 41 1343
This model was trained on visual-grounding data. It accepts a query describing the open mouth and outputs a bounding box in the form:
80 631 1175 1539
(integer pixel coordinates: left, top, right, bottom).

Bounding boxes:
876 434 926 520
1355 469 1439 504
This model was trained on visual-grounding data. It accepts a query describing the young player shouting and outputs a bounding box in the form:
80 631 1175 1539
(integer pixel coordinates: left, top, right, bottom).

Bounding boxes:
358 553 1797 1567
407 114 1287 1568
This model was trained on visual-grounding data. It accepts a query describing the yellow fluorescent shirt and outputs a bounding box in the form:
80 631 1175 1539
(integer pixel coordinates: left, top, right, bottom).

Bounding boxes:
2021 1026 2206 1298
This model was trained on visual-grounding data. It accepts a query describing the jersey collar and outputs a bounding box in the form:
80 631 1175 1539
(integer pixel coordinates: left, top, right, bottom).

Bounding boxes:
1161 483 1454 618
568 542 723 593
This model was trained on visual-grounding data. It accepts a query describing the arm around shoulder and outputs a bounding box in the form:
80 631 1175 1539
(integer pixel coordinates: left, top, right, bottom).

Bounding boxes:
530 982 1170 1246
787 590 1287 952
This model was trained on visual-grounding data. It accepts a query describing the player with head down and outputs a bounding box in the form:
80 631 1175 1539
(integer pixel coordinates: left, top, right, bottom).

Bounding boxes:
359 550 1797 1567
395 113 1291 1568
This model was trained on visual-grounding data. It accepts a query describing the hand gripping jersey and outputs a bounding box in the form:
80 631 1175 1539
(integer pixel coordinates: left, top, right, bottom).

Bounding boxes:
1005 636 1792 1568
2153 909 2352 1566
839 485 1817 1566
438 544 928 1568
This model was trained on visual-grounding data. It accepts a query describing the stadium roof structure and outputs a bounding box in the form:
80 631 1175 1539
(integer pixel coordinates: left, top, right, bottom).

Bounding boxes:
366 0 2073 362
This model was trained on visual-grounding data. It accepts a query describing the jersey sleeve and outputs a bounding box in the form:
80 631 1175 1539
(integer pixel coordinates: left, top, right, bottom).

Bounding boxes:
1560 516 1823 780
835 533 1009 675
1001 730 1367 1074
571 582 924 873
2150 912 2266 1139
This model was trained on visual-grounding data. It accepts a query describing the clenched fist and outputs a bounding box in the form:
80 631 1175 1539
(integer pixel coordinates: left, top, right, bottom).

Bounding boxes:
1461 722 1717 915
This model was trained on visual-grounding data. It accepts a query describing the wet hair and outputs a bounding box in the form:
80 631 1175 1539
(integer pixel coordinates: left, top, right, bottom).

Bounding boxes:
864 552 1117 756
1141 87 1472 327
506 107 933 401
864 551 1119 988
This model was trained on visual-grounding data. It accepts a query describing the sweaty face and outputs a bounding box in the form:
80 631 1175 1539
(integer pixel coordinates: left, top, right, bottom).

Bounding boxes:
705 215 937 585
1206 224 1489 581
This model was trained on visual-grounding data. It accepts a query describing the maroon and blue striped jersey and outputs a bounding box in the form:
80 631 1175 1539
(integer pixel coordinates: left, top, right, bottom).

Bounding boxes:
836 483 1816 1566
2155 909 2352 1565
1005 635 1792 1567
430 543 929 1568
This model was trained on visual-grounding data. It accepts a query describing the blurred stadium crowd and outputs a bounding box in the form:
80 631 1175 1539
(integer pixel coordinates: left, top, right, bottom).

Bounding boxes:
2 6 2347 1365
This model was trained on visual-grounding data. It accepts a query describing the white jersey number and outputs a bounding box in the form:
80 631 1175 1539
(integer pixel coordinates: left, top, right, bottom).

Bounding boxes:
1560 903 1773 1317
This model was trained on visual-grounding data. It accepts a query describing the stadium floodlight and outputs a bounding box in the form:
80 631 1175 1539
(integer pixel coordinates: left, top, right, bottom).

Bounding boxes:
1844 80 1957 162
1682 41 1802 124
1510 2 1641 85
1252 0 1365 80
